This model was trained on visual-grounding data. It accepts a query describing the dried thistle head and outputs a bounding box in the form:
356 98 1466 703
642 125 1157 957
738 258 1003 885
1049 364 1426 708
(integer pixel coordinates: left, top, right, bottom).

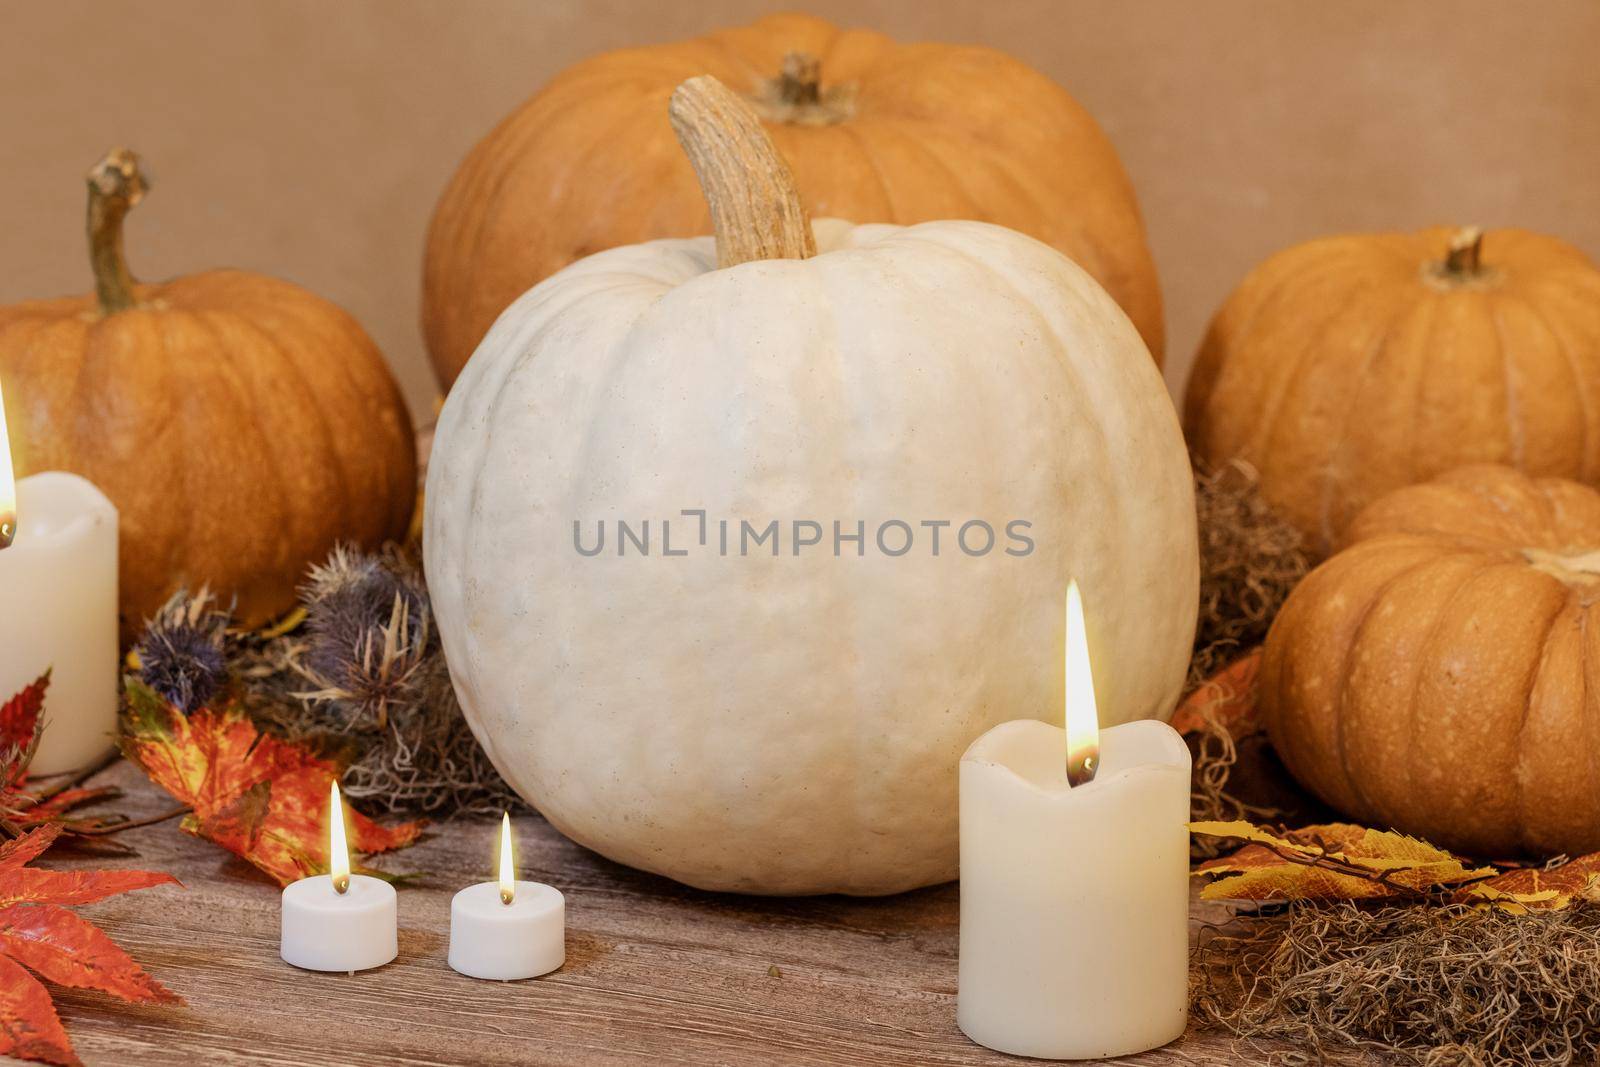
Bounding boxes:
135 588 231 714
246 540 519 817
296 545 432 728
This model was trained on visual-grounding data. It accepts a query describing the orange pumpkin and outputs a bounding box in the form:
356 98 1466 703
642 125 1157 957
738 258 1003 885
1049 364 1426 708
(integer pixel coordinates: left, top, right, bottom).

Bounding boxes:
1261 465 1600 857
422 12 1163 386
1185 227 1600 555
0 149 415 639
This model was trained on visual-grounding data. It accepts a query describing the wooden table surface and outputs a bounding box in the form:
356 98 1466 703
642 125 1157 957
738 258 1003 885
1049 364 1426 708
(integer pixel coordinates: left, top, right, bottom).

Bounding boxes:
31 760 1317 1067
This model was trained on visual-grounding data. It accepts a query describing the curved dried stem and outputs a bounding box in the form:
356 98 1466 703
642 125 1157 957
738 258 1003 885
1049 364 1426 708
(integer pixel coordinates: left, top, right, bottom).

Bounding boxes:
669 75 815 269
86 148 149 314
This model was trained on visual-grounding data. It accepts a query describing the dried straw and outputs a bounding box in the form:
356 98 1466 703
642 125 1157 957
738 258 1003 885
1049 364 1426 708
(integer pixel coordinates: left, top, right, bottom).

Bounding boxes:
1187 685 1280 861
1183 456 1305 852
1193 902 1600 1066
1189 457 1309 686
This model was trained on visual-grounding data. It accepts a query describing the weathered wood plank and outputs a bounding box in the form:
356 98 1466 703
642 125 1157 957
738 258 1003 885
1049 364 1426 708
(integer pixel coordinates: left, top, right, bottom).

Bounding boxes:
21 760 1343 1066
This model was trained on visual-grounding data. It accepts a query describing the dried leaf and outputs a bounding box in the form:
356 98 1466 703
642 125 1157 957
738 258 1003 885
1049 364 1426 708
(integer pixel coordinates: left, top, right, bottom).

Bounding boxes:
0 675 127 837
118 679 423 886
0 953 74 1067
1189 819 1319 856
0 674 50 757
0 867 180 908
1461 853 1600 913
0 828 60 874
1173 651 1260 738
1192 821 1496 902
14 788 125 835
0 825 180 1066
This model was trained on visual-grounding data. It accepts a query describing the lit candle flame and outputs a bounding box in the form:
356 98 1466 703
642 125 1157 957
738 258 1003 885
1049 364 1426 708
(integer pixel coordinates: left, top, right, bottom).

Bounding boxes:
0 377 16 551
498 811 516 905
329 781 351 894
1064 580 1100 787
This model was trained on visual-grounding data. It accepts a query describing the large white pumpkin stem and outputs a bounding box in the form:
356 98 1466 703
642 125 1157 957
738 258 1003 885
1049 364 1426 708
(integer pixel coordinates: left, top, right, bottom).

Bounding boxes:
669 75 816 270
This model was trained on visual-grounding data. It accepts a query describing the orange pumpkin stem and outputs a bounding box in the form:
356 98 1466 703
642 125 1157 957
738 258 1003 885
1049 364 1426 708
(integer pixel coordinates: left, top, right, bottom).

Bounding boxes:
1444 226 1484 276
86 148 149 315
777 53 822 107
669 75 816 270
751 52 854 127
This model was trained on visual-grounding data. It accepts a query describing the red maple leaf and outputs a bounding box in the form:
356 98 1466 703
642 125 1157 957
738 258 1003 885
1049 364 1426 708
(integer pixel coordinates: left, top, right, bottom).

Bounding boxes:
117 680 423 886
0 673 49 762
0 675 126 837
0 824 181 1066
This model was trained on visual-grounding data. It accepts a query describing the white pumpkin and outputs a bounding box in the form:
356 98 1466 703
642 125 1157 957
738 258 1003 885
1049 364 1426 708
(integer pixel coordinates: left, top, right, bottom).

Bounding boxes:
425 76 1198 895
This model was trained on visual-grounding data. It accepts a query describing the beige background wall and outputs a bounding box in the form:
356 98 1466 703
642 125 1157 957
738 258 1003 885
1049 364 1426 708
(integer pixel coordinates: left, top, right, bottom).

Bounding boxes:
3 1 1597 419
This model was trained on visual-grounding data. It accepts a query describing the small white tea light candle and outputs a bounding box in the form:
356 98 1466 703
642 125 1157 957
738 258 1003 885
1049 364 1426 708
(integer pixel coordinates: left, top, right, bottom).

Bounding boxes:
0 379 119 775
957 580 1191 1060
281 782 397 974
448 813 564 981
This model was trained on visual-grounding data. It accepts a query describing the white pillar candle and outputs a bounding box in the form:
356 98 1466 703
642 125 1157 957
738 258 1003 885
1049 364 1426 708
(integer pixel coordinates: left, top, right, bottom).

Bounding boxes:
0 403 119 774
957 581 1191 1060
280 783 397 974
449 814 565 980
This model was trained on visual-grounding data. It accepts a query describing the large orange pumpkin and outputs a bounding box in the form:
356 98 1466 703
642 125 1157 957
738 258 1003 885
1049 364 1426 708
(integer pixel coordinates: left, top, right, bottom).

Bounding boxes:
1261 465 1600 858
422 12 1163 386
0 149 416 638
1185 227 1600 555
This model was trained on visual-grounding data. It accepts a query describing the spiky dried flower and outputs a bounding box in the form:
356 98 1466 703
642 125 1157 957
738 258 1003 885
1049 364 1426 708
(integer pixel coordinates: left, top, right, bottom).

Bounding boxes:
135 589 231 714
293 545 432 730
245 543 518 816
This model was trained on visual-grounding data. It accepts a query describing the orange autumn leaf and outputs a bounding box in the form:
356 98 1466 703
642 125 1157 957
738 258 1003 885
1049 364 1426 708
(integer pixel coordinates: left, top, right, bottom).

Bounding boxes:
1190 820 1496 902
1171 650 1260 738
117 679 423 887
0 824 181 1067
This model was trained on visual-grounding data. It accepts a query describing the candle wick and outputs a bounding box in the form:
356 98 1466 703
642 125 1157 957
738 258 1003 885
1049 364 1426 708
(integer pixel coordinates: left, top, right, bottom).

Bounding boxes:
1066 748 1099 788
332 872 350 895
500 886 515 906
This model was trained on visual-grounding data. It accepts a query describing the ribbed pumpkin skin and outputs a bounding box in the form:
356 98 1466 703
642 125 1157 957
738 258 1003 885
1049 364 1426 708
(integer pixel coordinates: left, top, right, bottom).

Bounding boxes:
422 12 1163 386
1184 227 1600 555
1261 465 1600 858
0 270 416 638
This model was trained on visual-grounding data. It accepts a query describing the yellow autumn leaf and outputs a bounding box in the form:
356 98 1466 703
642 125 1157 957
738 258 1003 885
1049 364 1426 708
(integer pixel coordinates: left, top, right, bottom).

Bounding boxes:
1461 883 1564 915
1322 827 1496 891
1188 820 1320 857
1200 864 1406 903
1190 821 1494 903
